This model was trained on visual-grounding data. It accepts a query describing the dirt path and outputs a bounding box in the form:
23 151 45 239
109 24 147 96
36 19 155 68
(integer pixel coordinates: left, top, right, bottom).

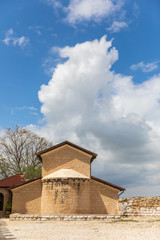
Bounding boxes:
0 217 160 240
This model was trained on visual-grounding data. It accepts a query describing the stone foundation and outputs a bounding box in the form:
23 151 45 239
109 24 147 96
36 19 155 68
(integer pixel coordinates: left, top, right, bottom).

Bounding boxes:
10 213 120 221
119 196 160 216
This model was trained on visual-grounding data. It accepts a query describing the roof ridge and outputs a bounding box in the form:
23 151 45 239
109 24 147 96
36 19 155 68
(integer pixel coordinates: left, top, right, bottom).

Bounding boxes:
37 141 97 162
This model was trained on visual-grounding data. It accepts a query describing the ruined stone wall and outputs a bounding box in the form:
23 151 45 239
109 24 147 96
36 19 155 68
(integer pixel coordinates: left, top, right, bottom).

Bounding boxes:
42 145 91 178
90 179 119 215
119 197 160 216
41 178 90 215
11 179 42 214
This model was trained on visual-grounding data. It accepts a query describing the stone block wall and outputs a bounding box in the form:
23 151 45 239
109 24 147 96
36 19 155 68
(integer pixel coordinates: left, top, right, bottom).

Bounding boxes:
41 178 90 214
119 196 160 216
42 145 92 178
90 179 119 215
12 179 42 214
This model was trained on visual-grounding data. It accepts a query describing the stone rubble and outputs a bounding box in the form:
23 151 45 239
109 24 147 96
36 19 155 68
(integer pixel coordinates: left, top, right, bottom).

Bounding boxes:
119 196 160 216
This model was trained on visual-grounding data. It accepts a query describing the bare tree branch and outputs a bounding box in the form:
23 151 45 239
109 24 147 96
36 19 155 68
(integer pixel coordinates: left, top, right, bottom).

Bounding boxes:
0 126 52 179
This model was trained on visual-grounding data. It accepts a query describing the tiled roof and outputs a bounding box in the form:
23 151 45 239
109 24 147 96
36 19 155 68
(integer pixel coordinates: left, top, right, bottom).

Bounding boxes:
10 177 41 189
0 175 25 187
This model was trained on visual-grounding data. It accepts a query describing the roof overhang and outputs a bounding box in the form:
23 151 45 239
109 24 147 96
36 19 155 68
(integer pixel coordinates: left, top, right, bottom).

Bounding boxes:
91 176 125 191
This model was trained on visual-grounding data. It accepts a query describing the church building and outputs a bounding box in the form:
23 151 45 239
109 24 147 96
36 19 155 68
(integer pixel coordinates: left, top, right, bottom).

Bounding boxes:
11 141 125 215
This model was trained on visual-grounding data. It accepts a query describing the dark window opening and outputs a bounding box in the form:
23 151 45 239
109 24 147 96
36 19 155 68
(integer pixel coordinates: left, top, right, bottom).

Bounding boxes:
0 193 4 211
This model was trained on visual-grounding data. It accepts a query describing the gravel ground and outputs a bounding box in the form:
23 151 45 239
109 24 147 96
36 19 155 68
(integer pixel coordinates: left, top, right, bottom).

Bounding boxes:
0 217 160 240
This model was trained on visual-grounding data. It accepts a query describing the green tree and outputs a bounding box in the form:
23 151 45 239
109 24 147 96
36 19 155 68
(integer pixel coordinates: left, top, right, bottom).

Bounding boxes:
0 126 52 179
22 166 42 180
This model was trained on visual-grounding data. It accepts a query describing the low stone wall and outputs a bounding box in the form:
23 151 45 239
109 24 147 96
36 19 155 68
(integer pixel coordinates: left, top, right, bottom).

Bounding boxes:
119 196 160 216
10 213 120 221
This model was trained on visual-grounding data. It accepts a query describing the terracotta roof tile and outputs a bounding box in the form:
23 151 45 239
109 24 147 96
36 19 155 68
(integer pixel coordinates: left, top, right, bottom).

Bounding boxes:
10 177 41 189
0 175 25 187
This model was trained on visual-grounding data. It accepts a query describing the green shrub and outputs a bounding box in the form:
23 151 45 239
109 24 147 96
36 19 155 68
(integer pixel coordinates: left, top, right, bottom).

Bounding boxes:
6 202 12 211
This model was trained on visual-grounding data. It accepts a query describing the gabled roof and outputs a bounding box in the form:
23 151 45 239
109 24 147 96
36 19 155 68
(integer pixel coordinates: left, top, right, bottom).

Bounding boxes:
43 168 89 180
37 141 97 162
0 175 24 188
91 176 125 191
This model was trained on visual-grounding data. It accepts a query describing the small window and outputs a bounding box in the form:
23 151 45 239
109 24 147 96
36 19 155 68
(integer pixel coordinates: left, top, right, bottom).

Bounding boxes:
0 193 4 211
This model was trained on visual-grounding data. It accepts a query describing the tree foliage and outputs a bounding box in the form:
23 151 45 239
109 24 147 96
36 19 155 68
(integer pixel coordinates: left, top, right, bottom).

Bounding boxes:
0 126 52 179
22 166 42 180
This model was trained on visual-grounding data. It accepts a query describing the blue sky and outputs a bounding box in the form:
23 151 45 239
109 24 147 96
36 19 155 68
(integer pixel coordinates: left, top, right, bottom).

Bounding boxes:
1 0 160 126
1 0 160 197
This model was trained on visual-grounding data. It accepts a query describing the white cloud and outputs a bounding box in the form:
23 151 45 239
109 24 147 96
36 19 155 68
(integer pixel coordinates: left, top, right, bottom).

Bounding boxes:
107 21 128 32
45 0 62 8
66 0 123 24
44 0 124 24
42 56 57 76
28 25 43 35
133 2 140 18
130 61 159 73
36 36 160 197
43 0 128 32
0 128 5 138
3 28 29 48
11 106 38 116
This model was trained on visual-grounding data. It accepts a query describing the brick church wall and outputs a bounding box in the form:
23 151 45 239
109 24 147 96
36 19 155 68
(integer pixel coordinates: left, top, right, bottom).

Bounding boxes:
41 145 92 178
90 179 120 215
11 143 121 216
41 178 90 214
12 179 42 214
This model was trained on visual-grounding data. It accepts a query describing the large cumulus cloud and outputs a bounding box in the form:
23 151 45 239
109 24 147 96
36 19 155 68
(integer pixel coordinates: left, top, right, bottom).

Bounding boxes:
37 36 160 197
